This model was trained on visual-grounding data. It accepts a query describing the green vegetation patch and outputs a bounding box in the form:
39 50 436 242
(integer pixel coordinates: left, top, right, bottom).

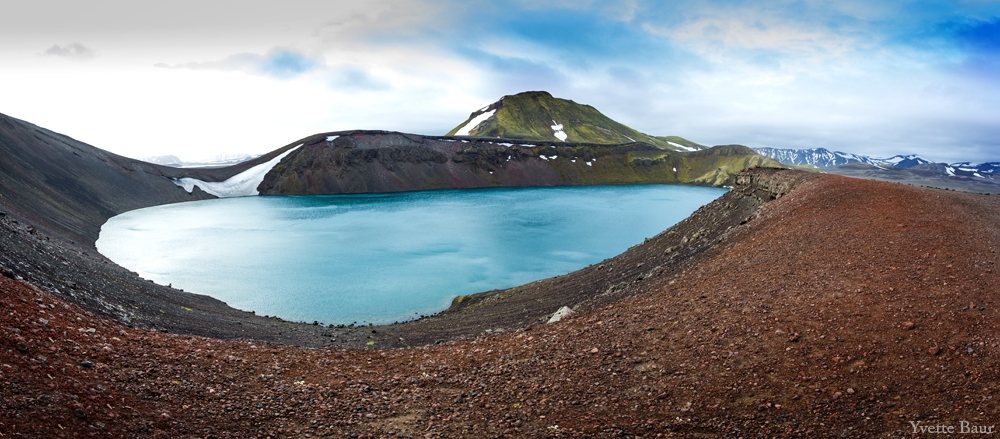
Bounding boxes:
448 91 681 150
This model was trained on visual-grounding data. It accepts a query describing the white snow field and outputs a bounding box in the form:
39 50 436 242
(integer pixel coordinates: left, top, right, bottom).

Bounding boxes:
454 110 496 136
171 145 302 198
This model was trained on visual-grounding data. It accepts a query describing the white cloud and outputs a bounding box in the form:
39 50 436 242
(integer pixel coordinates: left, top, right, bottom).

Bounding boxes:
1 0 998 164
314 0 450 45
157 48 325 80
642 12 863 63
42 43 95 60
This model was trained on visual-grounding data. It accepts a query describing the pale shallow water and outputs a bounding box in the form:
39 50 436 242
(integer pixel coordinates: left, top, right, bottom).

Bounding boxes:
97 185 726 324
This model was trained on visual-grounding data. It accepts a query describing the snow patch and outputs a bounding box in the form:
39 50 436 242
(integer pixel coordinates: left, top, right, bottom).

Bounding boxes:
586 162 592 167
667 141 697 152
672 167 677 172
454 109 496 136
551 120 567 142
946 166 956 176
171 145 301 198
326 135 339 142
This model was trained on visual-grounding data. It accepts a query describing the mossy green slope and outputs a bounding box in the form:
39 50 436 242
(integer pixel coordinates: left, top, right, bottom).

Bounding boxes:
447 91 702 152
537 143 787 187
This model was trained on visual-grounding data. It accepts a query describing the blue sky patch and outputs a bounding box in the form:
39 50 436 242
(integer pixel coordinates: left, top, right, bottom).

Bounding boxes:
257 49 321 79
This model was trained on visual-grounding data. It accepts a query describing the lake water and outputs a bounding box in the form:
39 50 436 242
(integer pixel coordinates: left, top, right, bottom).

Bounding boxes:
97 185 726 324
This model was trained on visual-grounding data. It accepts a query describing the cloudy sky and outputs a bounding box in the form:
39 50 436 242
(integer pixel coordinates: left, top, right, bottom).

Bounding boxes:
1 0 998 163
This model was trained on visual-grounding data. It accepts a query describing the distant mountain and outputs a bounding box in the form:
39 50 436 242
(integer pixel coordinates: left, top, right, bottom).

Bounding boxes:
754 147 1000 182
879 155 933 169
143 155 185 167
946 162 1000 178
752 147 931 169
446 91 706 152
143 153 260 168
826 162 1000 193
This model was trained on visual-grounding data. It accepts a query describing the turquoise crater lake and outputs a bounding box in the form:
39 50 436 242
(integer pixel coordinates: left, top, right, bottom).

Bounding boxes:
97 185 726 324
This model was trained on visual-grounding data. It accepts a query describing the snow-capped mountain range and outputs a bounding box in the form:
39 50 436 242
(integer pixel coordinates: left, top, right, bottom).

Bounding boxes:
753 147 998 179
752 147 931 169
944 162 1000 178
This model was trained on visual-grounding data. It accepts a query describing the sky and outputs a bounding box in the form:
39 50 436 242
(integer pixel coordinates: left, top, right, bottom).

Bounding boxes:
1 0 998 164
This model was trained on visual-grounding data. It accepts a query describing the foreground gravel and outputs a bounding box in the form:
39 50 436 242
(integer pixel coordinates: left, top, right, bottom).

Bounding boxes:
3 171 999 438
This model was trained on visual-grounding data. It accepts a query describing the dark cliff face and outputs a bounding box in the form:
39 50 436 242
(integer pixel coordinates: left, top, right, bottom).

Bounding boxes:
256 131 773 195
0 113 221 245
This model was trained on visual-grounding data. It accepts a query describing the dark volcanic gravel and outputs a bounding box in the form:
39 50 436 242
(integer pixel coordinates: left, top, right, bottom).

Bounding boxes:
2 169 1000 438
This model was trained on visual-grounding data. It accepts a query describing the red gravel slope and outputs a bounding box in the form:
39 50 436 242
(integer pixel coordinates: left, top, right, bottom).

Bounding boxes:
2 170 999 438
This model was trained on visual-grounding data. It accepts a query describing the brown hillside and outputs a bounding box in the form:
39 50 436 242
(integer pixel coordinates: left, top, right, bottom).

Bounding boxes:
3 169 998 438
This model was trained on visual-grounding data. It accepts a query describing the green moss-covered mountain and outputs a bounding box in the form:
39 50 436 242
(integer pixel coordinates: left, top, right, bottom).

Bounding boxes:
446 91 704 152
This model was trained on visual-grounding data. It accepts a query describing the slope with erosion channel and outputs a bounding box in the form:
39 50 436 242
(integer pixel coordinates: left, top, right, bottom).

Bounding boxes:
0 112 300 245
445 91 702 151
257 131 783 194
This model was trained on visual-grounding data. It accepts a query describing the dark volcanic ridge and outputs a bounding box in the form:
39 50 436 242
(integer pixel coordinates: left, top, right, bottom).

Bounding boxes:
257 130 779 195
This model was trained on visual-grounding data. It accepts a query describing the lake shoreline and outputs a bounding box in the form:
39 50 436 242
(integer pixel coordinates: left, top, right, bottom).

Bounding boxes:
96 184 727 326
1 168 795 349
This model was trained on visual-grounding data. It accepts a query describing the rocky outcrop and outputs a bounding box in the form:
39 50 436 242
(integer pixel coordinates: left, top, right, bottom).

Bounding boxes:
732 165 811 199
546 305 575 323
